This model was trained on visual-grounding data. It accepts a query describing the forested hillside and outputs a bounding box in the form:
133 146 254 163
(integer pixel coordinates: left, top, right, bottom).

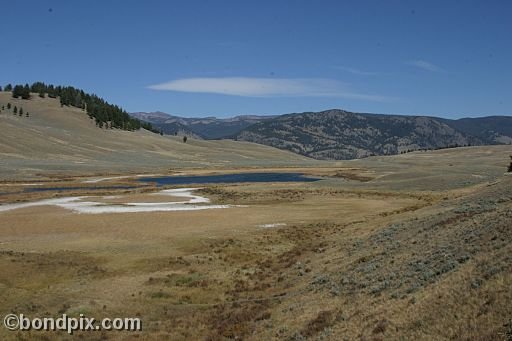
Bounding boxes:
234 110 512 160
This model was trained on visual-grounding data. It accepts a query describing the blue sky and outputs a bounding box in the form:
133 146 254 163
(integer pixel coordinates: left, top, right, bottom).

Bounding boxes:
2 1 511 118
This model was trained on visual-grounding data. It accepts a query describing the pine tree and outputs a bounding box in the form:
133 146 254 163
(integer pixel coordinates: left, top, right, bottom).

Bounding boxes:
183 136 188 143
73 92 82 107
4 84 12 91
13 106 17 114
7 103 11 110
31 81 46 94
26 112 29 117
19 108 23 116
39 91 45 98
12 85 23 98
22 84 30 99
47 85 56 98
0 85 2 91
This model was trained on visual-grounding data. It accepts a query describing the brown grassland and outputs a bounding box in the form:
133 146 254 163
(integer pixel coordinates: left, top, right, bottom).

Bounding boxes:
0 94 511 340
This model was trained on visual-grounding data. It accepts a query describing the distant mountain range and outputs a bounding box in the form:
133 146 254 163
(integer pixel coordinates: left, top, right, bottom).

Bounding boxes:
130 111 276 139
131 110 512 160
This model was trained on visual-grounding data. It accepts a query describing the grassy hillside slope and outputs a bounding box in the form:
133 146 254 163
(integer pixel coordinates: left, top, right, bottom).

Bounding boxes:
0 93 316 180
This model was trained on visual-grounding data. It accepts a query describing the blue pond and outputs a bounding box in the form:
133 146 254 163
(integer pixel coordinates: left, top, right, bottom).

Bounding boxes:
138 172 320 186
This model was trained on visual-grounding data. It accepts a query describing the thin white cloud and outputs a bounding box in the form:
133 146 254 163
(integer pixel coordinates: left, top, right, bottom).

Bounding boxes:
406 60 443 72
148 77 394 102
333 66 379 76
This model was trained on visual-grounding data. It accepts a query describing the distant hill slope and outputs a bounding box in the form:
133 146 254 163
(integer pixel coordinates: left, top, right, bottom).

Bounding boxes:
129 112 202 139
0 93 314 179
440 116 512 145
234 110 512 160
132 110 512 160
130 112 275 139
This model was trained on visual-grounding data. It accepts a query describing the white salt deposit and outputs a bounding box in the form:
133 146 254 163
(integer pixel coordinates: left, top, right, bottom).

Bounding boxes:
153 188 211 204
0 188 235 214
82 175 131 183
257 223 287 228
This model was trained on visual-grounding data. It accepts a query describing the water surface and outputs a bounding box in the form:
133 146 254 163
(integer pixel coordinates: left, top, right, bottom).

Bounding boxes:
138 172 320 186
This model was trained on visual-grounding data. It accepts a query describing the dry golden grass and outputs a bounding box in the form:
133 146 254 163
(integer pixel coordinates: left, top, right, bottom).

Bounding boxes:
0 172 510 340
0 114 511 340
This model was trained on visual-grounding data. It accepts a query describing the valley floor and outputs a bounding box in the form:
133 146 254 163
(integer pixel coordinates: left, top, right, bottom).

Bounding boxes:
0 146 511 340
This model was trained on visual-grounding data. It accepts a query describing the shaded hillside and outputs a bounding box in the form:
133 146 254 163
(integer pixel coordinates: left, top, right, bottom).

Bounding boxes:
131 112 275 139
441 116 512 145
235 110 485 160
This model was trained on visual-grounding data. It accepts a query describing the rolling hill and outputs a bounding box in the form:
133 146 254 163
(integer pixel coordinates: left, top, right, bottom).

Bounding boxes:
0 92 315 180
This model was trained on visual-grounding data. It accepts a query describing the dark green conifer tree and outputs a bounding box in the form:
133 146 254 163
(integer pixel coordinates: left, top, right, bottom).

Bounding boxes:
12 85 24 98
20 84 31 99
